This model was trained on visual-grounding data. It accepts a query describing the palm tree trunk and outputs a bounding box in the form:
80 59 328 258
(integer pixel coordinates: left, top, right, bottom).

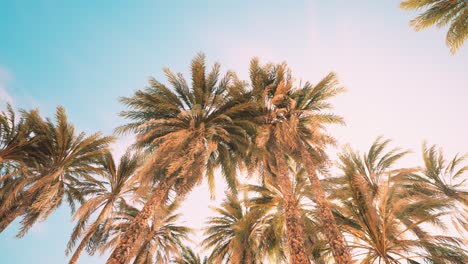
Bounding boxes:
284 194 310 264
68 203 114 264
275 154 310 264
244 250 252 264
106 180 171 264
301 150 352 264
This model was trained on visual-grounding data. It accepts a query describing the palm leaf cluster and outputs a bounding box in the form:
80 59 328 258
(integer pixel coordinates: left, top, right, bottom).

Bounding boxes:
0 55 466 264
0 106 113 236
401 0 468 53
327 138 467 263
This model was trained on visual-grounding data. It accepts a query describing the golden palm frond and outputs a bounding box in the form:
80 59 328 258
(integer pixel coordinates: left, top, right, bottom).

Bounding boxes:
401 0 468 53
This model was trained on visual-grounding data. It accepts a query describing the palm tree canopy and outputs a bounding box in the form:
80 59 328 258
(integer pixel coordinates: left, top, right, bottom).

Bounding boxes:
400 142 468 242
329 138 468 263
0 105 37 163
66 150 141 258
203 191 264 264
13 106 113 237
247 58 344 177
117 53 257 196
401 0 468 53
0 105 43 191
420 143 467 202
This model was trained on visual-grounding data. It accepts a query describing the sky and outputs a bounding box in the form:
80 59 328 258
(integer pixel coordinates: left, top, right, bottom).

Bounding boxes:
0 0 467 263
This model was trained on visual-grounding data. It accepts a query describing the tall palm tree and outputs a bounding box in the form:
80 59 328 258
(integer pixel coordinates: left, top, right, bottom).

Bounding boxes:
248 62 312 264
66 151 141 264
250 143 310 263
400 0 468 54
98 199 191 264
329 138 468 263
107 54 256 264
203 162 329 264
0 106 113 236
203 191 264 264
246 160 329 263
249 59 351 263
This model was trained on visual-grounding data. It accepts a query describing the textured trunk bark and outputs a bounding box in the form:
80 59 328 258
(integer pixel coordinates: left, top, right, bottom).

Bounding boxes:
301 151 352 264
68 202 114 264
244 251 252 264
106 180 171 264
275 154 310 264
284 194 310 264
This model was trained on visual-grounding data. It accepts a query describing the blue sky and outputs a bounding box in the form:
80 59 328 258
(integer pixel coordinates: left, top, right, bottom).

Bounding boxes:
0 1 467 263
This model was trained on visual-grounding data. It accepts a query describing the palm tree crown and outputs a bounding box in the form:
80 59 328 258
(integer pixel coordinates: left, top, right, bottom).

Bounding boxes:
401 0 468 53
329 138 468 263
203 191 264 264
107 54 257 264
118 53 256 194
66 150 141 264
5 106 113 237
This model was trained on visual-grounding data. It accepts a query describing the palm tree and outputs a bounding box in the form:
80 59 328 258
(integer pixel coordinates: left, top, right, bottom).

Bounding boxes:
97 199 191 264
66 151 141 264
246 160 329 263
402 143 468 242
203 162 330 264
412 143 467 204
329 138 468 263
249 59 351 263
203 191 264 264
250 146 310 263
248 61 312 264
400 0 468 54
0 164 27 232
245 182 291 264
0 104 38 166
107 54 256 264
0 105 41 231
0 106 113 236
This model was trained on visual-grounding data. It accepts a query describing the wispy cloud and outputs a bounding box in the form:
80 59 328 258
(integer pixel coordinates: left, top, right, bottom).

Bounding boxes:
0 66 14 104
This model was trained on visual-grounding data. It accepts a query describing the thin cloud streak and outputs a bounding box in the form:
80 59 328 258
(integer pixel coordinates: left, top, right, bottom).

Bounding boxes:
0 66 14 104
